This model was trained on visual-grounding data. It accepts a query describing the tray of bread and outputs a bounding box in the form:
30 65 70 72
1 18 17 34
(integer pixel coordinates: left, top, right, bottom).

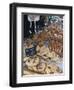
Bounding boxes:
23 23 63 75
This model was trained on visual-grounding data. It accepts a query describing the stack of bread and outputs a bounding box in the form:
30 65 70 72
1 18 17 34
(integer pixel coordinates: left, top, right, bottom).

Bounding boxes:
23 24 63 75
